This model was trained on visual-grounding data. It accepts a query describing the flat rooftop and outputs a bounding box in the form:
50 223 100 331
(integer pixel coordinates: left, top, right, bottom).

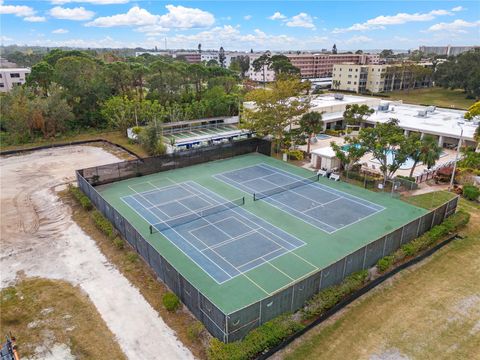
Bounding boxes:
310 94 380 109
367 102 474 141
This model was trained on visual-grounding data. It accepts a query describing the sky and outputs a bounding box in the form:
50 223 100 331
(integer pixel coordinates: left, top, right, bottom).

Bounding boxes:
0 0 479 51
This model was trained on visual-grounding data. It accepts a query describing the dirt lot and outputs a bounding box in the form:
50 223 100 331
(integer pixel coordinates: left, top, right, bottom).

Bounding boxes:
275 198 480 360
0 144 193 359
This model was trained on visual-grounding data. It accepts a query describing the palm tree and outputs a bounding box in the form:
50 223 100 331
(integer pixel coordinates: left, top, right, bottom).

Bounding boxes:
408 135 442 177
299 111 324 154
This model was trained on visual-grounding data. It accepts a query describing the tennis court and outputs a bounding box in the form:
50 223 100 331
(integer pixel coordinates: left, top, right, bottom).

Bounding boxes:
121 180 305 283
94 151 431 341
214 164 385 234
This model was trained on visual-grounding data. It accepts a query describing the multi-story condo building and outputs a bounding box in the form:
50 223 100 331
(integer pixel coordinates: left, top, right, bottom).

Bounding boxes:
246 53 379 83
332 63 433 94
0 68 30 92
419 45 478 57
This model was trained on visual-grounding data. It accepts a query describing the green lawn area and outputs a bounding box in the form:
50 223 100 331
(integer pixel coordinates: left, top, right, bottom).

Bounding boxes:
387 87 475 110
401 190 457 210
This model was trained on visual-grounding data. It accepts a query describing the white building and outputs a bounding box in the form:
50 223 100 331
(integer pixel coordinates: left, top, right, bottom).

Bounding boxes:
0 68 30 92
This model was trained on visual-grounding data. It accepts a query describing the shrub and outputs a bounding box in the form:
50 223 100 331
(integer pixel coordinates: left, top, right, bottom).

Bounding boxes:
125 251 138 263
396 175 416 182
91 210 115 238
207 315 304 360
302 270 368 320
462 185 480 201
68 185 92 211
376 255 394 272
286 149 304 160
187 321 205 342
113 238 125 250
162 292 180 312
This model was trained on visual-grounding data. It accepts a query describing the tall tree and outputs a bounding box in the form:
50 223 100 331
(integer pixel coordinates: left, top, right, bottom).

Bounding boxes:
331 137 368 177
343 104 374 127
242 78 310 153
229 55 250 78
357 119 411 183
252 53 272 85
27 61 54 96
299 111 324 154
407 134 442 177
332 44 337 54
219 47 226 68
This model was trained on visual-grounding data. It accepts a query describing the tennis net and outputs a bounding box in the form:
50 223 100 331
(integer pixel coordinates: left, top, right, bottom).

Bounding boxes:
253 174 319 201
149 197 245 234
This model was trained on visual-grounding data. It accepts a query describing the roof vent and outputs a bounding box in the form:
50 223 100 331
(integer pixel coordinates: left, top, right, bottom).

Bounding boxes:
334 93 344 100
426 106 436 113
417 110 428 117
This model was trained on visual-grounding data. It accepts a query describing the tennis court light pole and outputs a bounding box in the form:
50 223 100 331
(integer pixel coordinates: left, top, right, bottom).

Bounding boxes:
448 120 464 191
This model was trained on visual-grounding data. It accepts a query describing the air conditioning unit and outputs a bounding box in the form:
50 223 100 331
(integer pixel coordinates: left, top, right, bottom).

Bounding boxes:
426 106 436 113
377 104 389 111
417 110 428 117
334 93 344 100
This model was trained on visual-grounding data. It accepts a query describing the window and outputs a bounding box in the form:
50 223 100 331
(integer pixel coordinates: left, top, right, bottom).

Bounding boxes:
0 83 4 88
10 73 20 78
0 74 2 78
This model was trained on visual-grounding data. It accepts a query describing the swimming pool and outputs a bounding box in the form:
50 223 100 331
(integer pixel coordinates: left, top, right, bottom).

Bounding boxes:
340 144 446 170
316 134 331 140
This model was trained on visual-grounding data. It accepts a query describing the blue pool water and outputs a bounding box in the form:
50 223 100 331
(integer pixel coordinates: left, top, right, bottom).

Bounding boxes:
316 134 331 140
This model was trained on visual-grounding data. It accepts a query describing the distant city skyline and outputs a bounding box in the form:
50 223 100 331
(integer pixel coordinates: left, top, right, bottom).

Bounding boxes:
1 1 478 51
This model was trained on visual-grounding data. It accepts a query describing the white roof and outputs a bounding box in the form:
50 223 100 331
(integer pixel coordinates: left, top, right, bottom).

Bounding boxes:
0 68 31 72
367 102 475 141
311 146 338 158
310 94 378 109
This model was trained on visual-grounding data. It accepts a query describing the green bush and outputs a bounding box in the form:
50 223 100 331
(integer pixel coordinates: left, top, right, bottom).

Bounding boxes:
286 149 304 160
162 292 180 312
68 185 92 211
187 321 205 341
113 238 125 250
91 210 115 238
302 270 368 320
396 175 416 182
376 255 394 272
385 210 470 269
463 185 480 201
207 315 304 360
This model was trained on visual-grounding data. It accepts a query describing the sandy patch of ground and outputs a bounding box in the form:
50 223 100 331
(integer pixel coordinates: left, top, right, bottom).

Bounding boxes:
0 145 193 359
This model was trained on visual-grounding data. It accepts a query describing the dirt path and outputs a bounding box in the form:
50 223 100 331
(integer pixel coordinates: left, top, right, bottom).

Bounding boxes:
0 145 193 360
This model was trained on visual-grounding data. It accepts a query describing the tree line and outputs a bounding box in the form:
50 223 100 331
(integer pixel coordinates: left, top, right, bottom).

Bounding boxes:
0 49 243 145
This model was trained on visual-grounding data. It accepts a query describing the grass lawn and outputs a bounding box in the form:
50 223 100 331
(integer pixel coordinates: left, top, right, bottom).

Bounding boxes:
387 87 475 110
401 190 457 210
277 194 480 360
0 129 149 158
0 278 126 359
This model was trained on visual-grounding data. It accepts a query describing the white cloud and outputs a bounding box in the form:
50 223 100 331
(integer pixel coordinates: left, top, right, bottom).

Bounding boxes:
244 15 252 20
158 5 214 28
49 6 95 20
286 12 315 29
333 8 453 33
1 35 13 42
451 6 464 12
343 35 373 45
86 5 214 29
51 0 128 4
24 16 46 22
0 1 35 17
269 11 286 20
426 19 480 33
52 28 69 34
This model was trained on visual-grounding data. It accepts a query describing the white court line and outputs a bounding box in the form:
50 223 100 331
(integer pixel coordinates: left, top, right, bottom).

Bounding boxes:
126 189 234 284
236 248 283 270
258 163 384 212
145 193 198 210
206 230 259 251
265 262 295 281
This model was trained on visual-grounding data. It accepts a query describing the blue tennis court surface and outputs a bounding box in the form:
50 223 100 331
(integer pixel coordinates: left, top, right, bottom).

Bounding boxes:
121 181 305 284
214 163 385 234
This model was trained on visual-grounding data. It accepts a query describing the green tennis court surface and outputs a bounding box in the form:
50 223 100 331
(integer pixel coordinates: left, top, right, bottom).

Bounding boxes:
98 153 427 314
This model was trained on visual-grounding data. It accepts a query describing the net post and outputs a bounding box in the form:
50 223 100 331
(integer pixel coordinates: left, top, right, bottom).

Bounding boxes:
149 225 153 234
253 193 256 201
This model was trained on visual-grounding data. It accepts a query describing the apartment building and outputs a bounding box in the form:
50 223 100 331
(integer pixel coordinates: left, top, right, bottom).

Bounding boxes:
419 45 478 57
0 68 30 92
246 53 379 83
332 63 432 94
246 53 276 82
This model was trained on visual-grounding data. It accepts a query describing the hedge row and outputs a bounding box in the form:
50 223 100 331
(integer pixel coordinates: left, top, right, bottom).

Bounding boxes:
207 315 304 360
91 210 115 239
302 270 368 320
68 184 92 210
376 210 470 273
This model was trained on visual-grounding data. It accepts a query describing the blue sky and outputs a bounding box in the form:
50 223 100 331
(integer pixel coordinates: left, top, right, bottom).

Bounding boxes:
1 1 479 50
